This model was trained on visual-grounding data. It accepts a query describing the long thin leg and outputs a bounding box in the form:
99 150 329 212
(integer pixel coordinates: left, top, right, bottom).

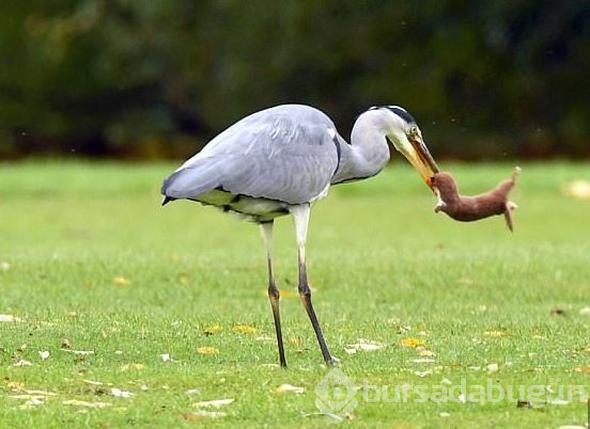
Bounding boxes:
290 204 335 366
259 221 287 368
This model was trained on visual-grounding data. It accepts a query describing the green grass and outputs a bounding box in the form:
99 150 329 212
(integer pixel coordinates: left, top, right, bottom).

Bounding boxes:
1 160 589 428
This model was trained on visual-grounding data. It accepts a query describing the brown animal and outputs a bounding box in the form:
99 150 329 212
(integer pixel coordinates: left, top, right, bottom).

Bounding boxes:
432 167 521 231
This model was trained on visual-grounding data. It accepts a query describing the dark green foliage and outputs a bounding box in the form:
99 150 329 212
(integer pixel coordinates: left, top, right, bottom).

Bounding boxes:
0 1 588 159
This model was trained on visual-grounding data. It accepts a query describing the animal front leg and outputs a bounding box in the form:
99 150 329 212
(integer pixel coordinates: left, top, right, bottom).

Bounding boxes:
290 204 336 366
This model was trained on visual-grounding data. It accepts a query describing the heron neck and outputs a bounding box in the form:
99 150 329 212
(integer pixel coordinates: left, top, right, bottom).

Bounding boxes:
332 122 390 184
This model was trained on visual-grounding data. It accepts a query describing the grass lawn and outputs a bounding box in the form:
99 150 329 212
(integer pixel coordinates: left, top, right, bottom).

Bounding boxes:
1 160 589 428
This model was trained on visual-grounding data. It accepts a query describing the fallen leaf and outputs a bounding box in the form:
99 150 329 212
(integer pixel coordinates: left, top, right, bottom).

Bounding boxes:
61 349 94 355
203 324 224 335
574 366 590 373
39 351 50 360
160 353 171 362
186 410 227 419
110 388 134 398
400 337 425 348
13 359 32 367
287 336 303 347
416 347 435 357
10 394 47 400
112 276 130 286
120 363 145 371
23 389 57 396
255 335 273 342
439 412 451 417
562 180 590 200
345 339 385 354
275 384 305 394
83 379 104 386
548 399 570 405
487 363 499 373
483 330 507 337
232 324 258 334
193 398 234 408
7 381 25 390
0 314 20 322
196 346 219 355
63 399 112 408
185 388 201 396
22 397 45 407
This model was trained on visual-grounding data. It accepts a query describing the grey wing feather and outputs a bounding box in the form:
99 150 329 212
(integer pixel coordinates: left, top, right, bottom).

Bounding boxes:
161 105 340 204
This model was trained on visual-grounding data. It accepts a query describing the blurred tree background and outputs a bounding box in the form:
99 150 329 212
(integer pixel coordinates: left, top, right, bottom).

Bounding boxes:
0 0 588 160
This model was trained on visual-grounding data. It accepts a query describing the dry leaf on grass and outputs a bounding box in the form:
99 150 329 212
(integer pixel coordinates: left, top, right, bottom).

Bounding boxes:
287 336 304 347
110 388 134 398
232 324 258 334
275 384 305 394
38 351 50 360
112 276 131 286
203 324 224 335
345 339 385 354
63 399 112 408
185 388 201 396
185 410 227 419
7 381 25 390
22 389 58 396
0 314 21 322
120 363 145 371
400 337 425 348
255 335 273 342
83 379 105 386
193 398 234 408
13 359 32 367
574 365 590 373
483 330 507 337
61 349 94 355
486 363 499 373
562 180 590 200
20 397 45 408
416 347 435 357
196 346 219 355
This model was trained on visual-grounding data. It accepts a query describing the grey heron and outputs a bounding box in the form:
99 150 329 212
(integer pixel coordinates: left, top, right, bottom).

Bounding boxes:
161 104 439 367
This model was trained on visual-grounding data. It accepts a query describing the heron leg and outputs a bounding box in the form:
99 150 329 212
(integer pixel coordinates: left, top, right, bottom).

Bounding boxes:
290 204 336 366
259 221 287 368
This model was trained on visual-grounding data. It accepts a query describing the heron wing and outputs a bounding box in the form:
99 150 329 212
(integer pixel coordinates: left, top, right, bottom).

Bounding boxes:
161 105 340 205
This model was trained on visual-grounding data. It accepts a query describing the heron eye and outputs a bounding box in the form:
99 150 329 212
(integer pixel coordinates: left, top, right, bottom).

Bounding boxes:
408 126 419 136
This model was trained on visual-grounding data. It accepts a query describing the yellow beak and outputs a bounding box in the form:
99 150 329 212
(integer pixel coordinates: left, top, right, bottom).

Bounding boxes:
406 133 439 190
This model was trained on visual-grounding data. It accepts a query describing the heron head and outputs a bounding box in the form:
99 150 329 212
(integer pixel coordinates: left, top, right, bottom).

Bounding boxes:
369 105 439 190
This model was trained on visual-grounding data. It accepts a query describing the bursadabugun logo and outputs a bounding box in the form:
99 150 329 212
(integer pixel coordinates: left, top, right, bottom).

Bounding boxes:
314 368 358 423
